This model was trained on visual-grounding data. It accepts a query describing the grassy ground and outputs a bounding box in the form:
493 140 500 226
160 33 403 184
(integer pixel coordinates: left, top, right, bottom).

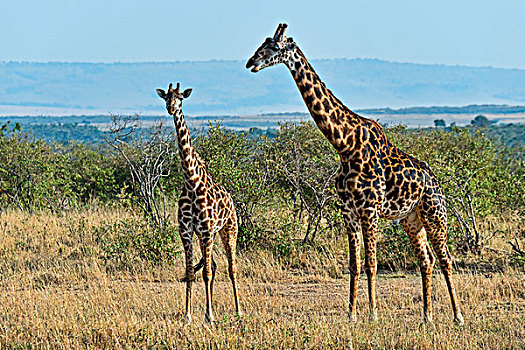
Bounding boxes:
0 209 523 349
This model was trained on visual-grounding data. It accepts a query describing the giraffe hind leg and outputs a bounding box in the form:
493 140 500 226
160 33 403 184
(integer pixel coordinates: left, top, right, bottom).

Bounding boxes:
420 211 464 324
344 217 361 322
400 211 435 323
180 229 194 323
220 218 242 316
201 237 215 324
210 256 217 307
361 216 379 322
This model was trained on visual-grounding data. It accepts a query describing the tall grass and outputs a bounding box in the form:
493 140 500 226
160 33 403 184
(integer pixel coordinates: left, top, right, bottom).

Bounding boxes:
0 208 523 349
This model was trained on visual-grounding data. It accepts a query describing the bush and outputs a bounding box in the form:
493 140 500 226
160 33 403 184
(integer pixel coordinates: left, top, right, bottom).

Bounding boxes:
60 142 125 202
94 218 181 269
107 116 179 232
386 126 525 252
376 221 416 271
271 122 340 243
0 128 127 210
0 133 75 210
194 123 277 248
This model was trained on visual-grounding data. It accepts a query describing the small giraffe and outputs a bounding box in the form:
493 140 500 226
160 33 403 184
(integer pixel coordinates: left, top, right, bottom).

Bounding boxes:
246 24 463 324
156 82 241 323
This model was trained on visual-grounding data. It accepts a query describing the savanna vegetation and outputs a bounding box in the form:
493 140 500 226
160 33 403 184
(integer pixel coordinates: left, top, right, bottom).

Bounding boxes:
0 118 524 348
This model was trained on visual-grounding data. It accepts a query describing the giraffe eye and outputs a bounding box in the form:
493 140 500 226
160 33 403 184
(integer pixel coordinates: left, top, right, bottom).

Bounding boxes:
270 43 280 51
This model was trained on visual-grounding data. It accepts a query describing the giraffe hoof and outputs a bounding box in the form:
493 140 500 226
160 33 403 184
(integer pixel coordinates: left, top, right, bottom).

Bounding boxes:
423 316 433 324
204 313 215 325
454 313 464 325
348 313 357 323
369 312 378 323
418 321 436 332
183 313 192 324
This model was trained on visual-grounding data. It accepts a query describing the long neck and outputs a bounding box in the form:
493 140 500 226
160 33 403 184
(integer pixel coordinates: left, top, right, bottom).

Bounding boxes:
284 49 362 154
173 108 200 180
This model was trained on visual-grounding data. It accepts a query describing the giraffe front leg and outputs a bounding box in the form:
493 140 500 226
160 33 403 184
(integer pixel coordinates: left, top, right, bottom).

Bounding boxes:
344 215 362 322
362 215 379 322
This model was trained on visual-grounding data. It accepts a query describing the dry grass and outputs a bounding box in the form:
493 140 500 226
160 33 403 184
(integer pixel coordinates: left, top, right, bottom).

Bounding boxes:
0 209 524 349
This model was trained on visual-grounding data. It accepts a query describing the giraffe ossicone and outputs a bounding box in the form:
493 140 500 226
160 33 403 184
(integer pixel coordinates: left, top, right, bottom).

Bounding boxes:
157 82 242 324
246 23 463 324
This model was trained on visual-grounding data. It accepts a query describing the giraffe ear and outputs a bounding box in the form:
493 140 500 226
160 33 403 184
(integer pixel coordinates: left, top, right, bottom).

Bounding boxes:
156 89 166 99
182 88 192 98
287 37 294 42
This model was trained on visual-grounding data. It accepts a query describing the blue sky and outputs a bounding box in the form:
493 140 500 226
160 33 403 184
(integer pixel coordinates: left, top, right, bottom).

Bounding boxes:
1 0 524 69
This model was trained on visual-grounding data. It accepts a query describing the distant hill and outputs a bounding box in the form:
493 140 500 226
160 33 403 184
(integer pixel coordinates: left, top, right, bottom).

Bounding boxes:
359 104 525 115
1 59 525 116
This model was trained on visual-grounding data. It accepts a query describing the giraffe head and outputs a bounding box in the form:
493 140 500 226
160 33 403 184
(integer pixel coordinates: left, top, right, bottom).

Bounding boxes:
246 23 297 73
156 82 193 115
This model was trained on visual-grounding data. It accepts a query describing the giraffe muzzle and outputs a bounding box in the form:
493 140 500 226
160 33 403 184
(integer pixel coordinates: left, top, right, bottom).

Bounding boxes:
246 57 254 69
245 57 261 72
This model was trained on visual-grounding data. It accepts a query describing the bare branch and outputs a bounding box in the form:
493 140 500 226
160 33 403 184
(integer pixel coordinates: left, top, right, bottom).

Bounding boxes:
106 114 177 231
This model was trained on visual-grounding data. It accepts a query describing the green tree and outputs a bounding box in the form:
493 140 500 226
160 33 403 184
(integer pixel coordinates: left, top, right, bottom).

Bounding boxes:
471 115 489 128
434 119 446 127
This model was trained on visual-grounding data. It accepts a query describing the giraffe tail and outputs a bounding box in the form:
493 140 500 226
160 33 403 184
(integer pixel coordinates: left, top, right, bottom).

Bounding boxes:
193 258 205 273
180 257 216 282
179 258 204 282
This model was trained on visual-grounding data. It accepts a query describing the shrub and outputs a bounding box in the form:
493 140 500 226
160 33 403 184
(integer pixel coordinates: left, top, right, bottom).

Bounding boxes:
376 221 416 271
0 128 131 210
107 116 179 231
0 133 75 210
60 142 124 202
387 126 525 252
94 218 181 269
194 123 277 248
272 122 340 243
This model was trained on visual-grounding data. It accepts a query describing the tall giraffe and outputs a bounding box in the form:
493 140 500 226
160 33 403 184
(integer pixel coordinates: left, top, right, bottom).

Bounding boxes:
246 24 463 324
156 83 241 323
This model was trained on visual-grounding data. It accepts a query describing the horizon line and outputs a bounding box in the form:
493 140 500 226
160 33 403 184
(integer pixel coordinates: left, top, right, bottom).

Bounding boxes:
1 58 524 71
2 103 525 119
